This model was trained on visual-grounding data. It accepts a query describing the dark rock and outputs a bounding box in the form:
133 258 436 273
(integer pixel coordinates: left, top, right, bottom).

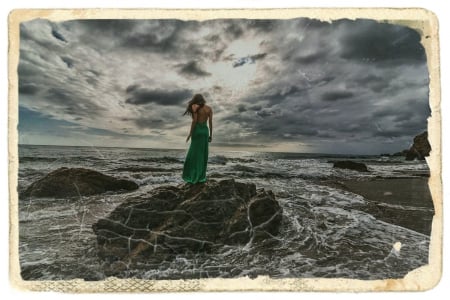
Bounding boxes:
92 179 282 262
21 167 139 198
405 131 431 161
333 161 369 172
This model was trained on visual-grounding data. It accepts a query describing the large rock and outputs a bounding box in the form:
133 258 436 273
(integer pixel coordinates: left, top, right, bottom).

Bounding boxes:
405 131 431 161
21 167 139 198
92 179 282 262
332 161 369 172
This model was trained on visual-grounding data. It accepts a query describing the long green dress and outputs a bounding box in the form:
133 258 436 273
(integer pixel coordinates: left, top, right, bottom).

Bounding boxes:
182 120 209 184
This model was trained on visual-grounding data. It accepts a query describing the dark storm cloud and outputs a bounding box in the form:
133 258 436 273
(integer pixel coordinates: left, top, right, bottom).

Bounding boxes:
47 88 72 102
61 56 74 68
125 86 191 106
18 17 430 153
176 61 211 78
123 28 178 50
17 61 41 77
224 22 244 39
126 84 139 93
321 91 354 101
338 20 426 63
51 28 67 42
296 18 331 30
250 53 267 61
200 19 422 151
255 85 308 107
237 104 247 112
134 118 164 129
70 19 196 57
294 50 328 65
246 19 278 32
19 82 40 95
44 87 105 116
353 74 390 93
70 19 136 34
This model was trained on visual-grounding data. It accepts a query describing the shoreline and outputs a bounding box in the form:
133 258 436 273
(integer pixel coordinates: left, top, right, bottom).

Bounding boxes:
319 176 434 235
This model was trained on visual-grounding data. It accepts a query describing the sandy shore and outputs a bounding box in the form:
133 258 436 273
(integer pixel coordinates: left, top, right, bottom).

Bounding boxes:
320 177 434 235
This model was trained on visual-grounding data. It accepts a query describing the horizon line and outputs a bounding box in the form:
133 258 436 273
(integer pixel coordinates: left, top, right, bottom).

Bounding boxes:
18 143 387 156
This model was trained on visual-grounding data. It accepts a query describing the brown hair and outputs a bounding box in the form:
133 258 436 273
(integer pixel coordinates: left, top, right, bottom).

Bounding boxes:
183 94 206 116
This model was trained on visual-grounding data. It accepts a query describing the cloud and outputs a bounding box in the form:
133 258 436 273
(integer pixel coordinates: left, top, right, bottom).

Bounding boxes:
338 20 426 63
44 87 106 116
125 86 192 106
246 19 278 32
51 28 67 43
17 17 430 154
176 61 211 78
232 53 267 67
294 50 328 65
61 56 74 68
224 21 244 39
321 91 354 101
18 82 40 95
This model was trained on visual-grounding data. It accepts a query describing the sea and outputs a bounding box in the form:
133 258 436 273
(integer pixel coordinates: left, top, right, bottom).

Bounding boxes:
17 144 432 281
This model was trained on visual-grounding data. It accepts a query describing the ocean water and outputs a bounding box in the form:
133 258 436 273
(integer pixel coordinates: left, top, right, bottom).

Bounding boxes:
17 144 432 280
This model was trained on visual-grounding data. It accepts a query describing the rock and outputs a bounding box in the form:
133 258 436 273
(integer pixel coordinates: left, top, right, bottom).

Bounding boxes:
21 167 139 198
333 161 369 172
92 179 282 263
405 131 431 161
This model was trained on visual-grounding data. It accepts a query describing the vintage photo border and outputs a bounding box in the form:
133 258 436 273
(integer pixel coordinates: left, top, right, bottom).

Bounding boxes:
8 7 442 292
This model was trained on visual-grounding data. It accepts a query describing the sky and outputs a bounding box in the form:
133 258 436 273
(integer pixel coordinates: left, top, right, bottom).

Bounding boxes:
17 17 430 154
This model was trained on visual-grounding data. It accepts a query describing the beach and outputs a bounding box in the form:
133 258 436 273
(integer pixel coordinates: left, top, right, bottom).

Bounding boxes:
321 177 434 235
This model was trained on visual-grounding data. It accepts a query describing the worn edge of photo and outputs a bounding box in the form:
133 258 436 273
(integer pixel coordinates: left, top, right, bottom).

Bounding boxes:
8 7 442 292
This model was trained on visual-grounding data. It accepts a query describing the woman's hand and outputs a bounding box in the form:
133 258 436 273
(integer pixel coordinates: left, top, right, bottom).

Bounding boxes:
208 136 212 143
186 135 191 143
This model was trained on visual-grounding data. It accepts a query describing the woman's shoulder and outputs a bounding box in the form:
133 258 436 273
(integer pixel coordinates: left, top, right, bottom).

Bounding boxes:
192 103 200 112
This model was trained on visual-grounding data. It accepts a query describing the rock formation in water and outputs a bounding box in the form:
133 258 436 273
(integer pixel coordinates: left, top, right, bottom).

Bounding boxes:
21 167 139 198
92 179 283 263
405 131 431 161
332 161 369 172
392 131 431 160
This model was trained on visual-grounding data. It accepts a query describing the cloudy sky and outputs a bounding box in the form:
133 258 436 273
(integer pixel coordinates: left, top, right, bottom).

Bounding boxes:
18 18 430 154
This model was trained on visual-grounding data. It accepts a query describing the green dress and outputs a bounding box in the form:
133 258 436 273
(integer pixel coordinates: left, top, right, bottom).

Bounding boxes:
182 120 209 184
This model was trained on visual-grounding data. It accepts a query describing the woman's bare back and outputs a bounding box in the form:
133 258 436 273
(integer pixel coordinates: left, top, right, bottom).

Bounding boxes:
194 104 212 123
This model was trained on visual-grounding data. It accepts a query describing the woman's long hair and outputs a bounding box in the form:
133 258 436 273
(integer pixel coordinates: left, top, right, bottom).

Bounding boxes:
183 94 206 116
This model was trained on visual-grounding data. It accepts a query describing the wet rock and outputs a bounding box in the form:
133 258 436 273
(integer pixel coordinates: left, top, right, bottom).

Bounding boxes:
92 179 282 262
405 131 431 161
332 161 369 172
21 167 139 198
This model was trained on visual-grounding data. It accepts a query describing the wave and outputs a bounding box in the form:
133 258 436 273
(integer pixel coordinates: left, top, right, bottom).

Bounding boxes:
129 157 182 164
19 156 107 163
110 166 181 173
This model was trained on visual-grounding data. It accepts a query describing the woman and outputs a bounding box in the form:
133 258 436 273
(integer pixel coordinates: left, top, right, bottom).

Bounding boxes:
182 94 213 184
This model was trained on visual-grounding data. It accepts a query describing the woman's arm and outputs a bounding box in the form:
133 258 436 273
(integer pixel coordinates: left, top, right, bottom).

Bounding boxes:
208 108 213 142
186 105 199 142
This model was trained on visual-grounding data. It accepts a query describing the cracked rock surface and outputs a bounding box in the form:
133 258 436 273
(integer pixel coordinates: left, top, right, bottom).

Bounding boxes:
92 179 283 265
21 167 139 198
